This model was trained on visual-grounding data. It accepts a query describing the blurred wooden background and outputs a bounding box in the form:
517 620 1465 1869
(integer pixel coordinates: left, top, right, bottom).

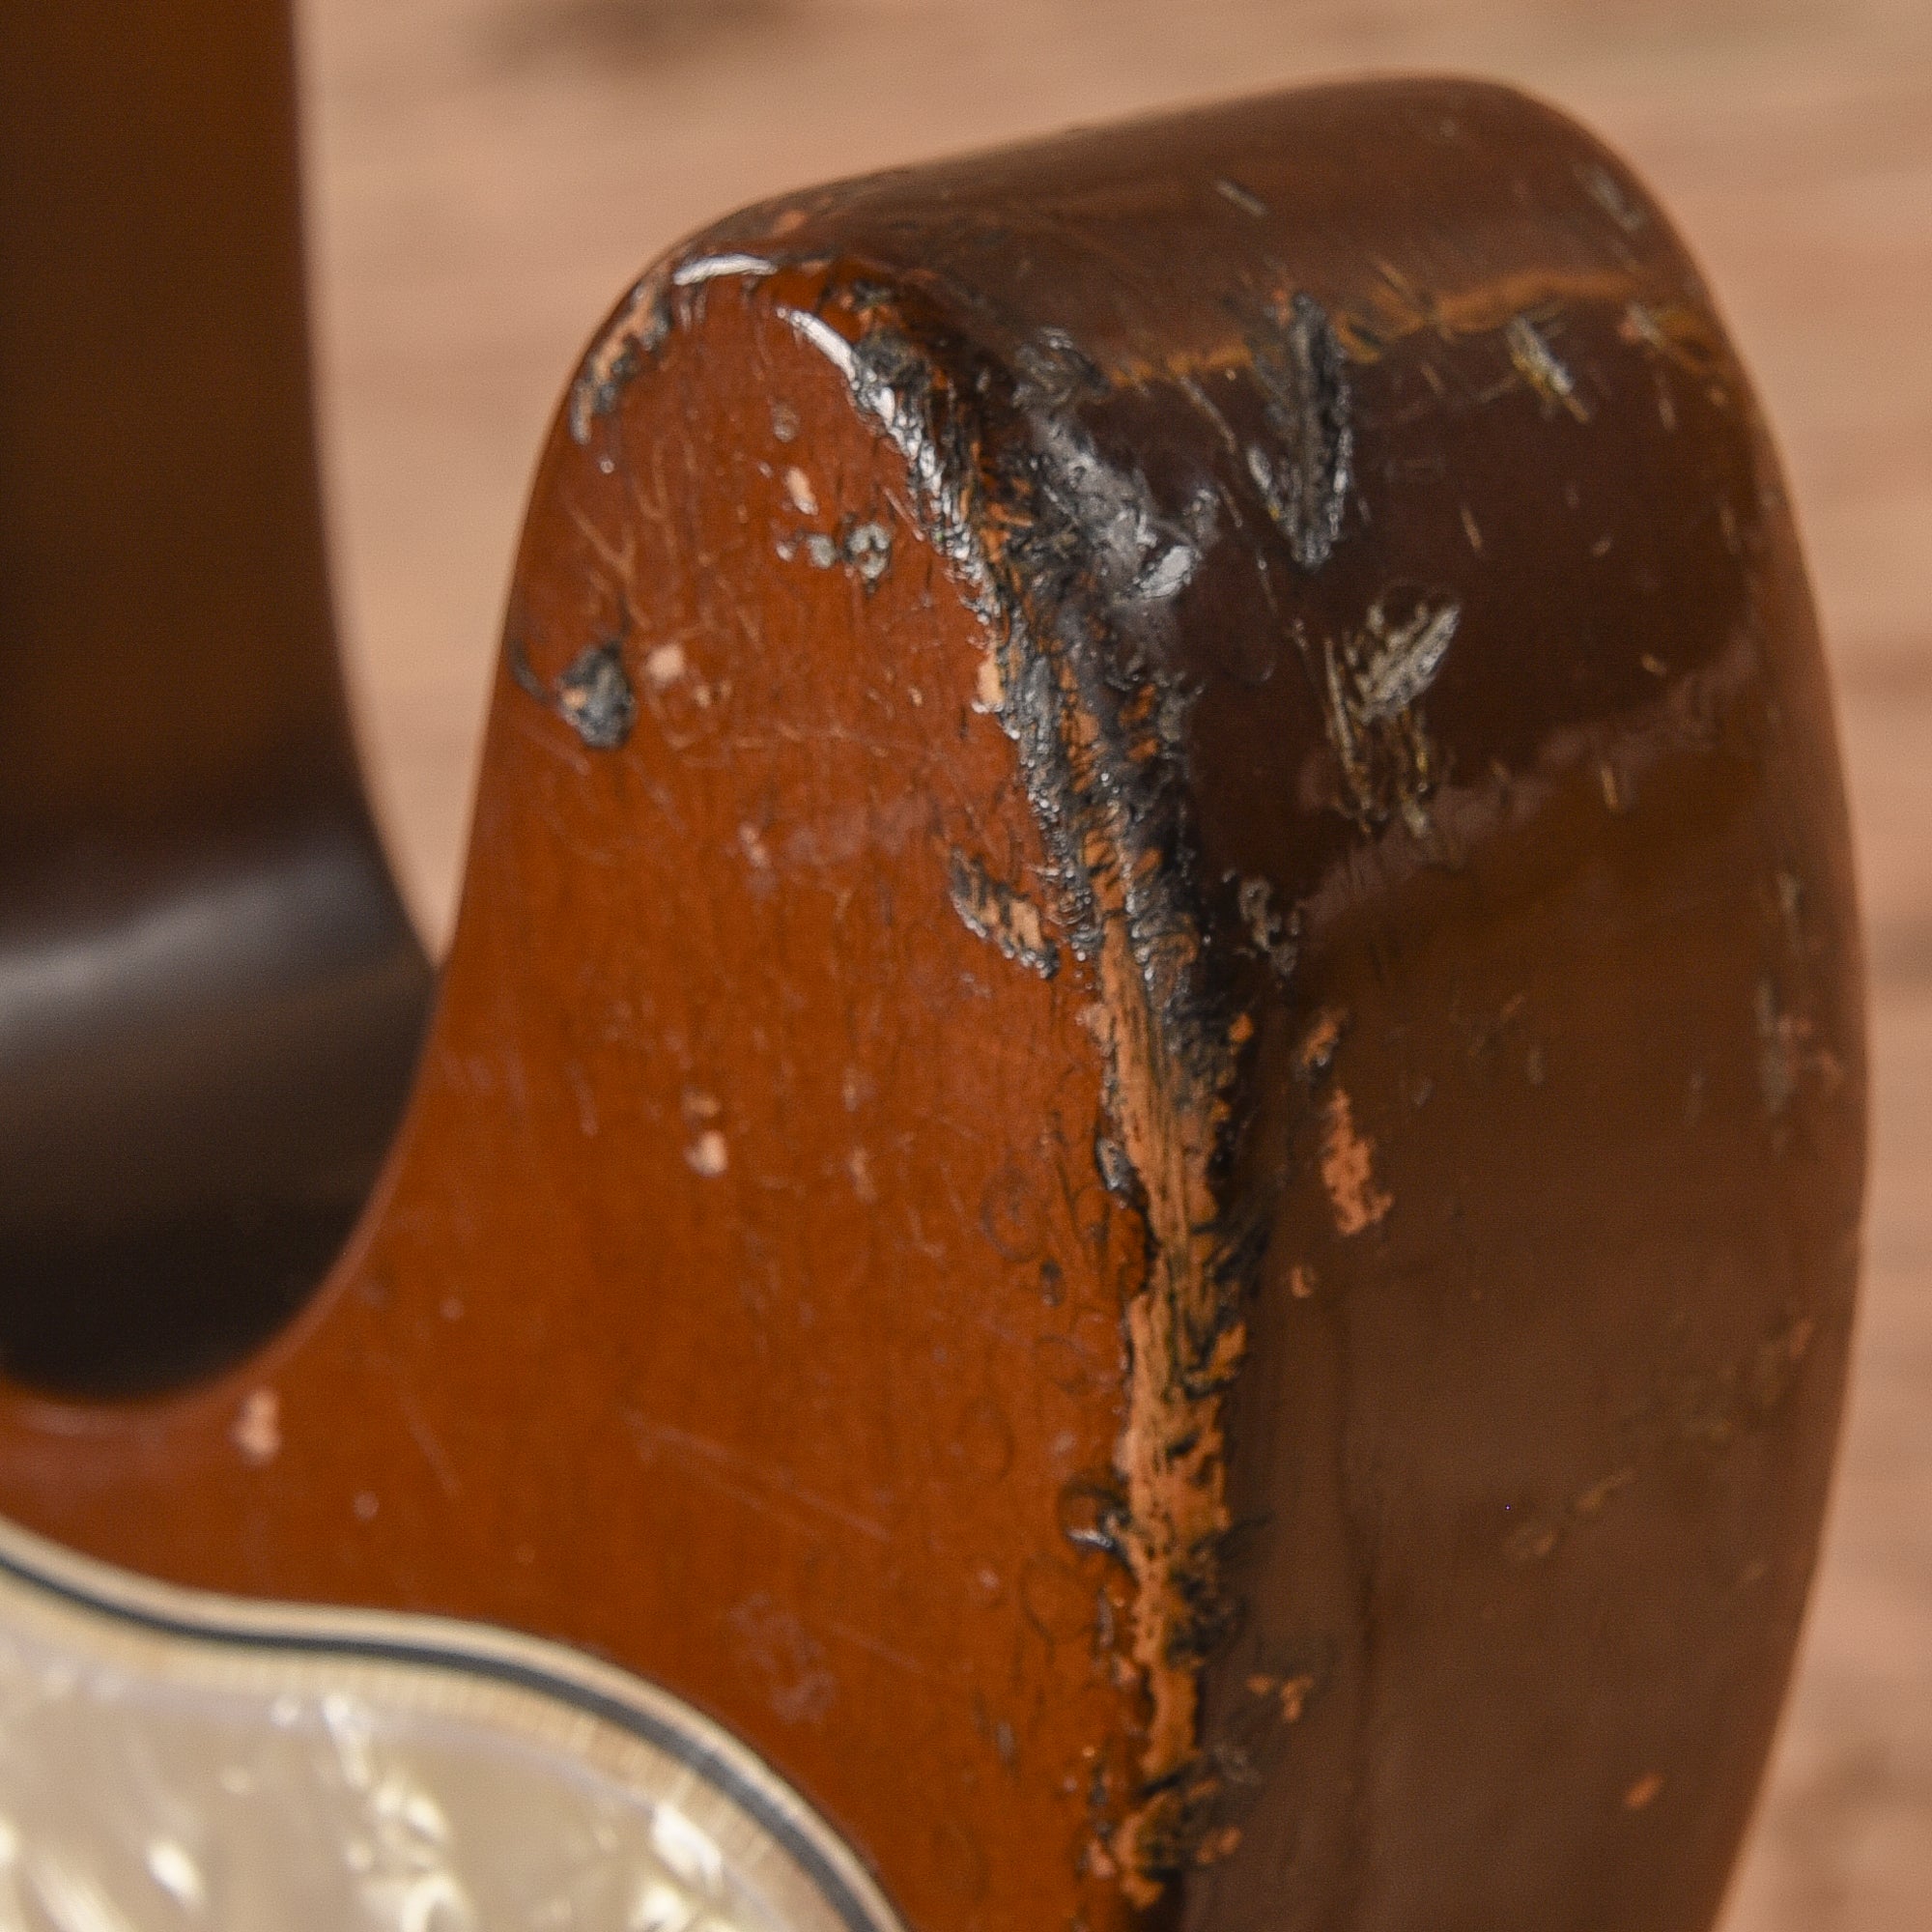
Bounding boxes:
297 1 1931 1922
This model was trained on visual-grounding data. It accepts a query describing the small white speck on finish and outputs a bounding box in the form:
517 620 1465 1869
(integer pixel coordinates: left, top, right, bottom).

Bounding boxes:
686 1130 729 1178
232 1389 281 1466
783 467 819 516
848 1146 878 1204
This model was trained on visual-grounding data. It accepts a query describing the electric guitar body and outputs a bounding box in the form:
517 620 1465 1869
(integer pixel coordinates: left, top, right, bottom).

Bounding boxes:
0 12 1866 1932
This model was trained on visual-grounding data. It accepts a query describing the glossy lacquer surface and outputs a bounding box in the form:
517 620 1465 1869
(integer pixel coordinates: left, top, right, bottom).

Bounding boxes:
0 68 1864 1932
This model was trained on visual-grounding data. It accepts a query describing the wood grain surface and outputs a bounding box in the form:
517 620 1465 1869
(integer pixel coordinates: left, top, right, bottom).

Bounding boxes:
296 3 1931 1924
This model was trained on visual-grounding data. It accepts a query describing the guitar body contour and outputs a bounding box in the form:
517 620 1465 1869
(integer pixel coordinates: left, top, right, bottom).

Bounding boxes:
0 28 1865 1932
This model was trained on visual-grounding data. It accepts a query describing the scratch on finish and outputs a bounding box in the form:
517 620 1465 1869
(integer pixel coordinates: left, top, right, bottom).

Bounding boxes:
634 1416 893 1546
1505 315 1591 422
1309 588 1460 835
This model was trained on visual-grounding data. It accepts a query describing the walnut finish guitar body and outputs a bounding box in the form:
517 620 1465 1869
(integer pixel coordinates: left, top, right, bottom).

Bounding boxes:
0 12 1866 1932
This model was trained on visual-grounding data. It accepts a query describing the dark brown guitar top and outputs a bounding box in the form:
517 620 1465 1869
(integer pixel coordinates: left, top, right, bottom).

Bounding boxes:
0 32 1866 1932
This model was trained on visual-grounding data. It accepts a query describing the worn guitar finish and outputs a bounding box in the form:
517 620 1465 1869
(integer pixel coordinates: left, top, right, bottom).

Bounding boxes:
0 27 1865 1932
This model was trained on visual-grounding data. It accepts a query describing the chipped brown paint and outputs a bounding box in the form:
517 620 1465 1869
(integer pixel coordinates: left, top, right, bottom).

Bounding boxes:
1246 1671 1317 1723
1071 827 1248 1898
1318 1089 1392 1237
963 392 1264 1898
230 1388 281 1467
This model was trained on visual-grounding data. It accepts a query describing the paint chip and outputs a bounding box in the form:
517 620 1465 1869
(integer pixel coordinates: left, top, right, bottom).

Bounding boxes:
555 640 637 750
784 467 819 517
1237 875 1296 980
1320 1089 1392 1236
1354 591 1460 722
975 655 1005 713
948 849 1059 978
844 521 893 585
1247 292 1353 571
644 641 687 689
1247 1672 1315 1722
569 269 670 443
1308 590 1459 831
686 1130 730 1178
848 1146 878 1204
1294 1007 1347 1080
232 1388 280 1466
